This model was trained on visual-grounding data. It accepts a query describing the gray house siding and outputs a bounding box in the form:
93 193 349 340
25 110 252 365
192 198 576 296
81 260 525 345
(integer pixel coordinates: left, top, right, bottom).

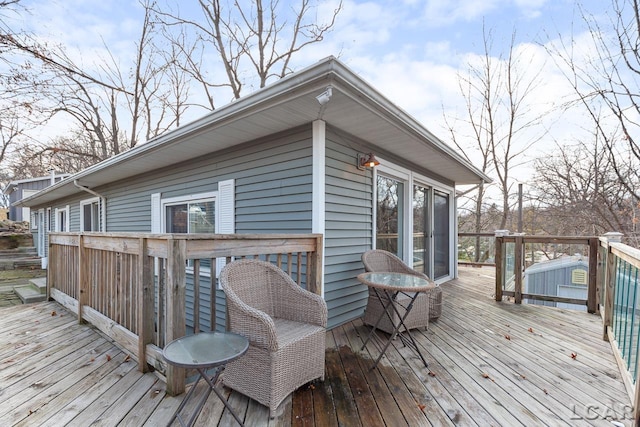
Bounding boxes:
524 258 589 310
36 127 314 332
323 132 374 328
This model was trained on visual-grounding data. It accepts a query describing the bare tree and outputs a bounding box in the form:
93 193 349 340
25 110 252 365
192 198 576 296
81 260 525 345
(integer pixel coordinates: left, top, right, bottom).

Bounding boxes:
0 0 188 175
450 26 548 260
532 130 640 245
0 0 342 189
154 0 342 109
546 0 640 204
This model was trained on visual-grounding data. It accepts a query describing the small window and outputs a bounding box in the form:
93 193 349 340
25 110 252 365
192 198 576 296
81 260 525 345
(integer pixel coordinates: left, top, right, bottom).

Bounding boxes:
163 195 216 270
80 198 101 231
56 206 69 232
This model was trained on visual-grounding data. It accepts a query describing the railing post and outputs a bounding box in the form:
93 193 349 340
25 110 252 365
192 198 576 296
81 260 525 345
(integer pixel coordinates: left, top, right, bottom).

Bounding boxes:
308 234 324 296
46 236 53 302
587 237 598 314
165 237 187 396
137 237 153 373
78 234 87 324
601 232 623 341
495 232 504 301
514 234 524 304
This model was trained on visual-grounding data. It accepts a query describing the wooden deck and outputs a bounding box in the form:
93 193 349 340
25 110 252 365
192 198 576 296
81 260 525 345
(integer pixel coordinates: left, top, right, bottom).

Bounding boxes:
0 267 632 426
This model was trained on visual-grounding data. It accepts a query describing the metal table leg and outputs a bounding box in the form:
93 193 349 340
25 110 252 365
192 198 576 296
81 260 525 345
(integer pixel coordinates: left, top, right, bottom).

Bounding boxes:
167 366 245 427
362 289 430 371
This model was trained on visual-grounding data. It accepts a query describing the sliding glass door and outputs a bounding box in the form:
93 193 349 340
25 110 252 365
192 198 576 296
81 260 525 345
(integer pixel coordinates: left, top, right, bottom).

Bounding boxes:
434 190 450 279
413 184 431 277
376 175 404 258
376 169 453 281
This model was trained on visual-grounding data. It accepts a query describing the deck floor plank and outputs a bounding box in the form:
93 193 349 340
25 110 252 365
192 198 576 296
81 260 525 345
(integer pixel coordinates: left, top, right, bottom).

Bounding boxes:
0 267 633 426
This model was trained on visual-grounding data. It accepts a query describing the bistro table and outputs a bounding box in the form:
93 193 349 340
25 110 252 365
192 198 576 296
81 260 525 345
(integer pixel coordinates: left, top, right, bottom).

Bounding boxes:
357 272 436 370
163 331 249 427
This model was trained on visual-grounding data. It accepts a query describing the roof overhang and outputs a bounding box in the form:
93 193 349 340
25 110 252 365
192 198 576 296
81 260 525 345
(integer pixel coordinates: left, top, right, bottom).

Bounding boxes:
17 56 490 207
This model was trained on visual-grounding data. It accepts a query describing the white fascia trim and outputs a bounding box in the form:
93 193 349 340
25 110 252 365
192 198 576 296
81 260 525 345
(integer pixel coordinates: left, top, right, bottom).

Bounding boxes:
312 120 326 298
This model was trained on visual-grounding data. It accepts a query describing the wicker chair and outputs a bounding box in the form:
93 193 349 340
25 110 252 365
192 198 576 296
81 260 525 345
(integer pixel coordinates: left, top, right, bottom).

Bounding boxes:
361 250 442 334
220 259 327 417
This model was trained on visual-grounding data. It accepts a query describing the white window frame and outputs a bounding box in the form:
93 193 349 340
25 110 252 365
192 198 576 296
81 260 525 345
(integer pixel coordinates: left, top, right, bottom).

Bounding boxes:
80 197 102 232
161 192 218 232
55 205 70 232
153 179 235 280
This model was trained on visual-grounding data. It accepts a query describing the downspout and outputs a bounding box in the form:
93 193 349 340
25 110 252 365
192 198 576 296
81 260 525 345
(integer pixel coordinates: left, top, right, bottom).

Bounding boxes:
73 180 107 231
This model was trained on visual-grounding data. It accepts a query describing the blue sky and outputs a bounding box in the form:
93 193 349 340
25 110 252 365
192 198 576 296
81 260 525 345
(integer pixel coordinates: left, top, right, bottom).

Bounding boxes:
13 0 612 181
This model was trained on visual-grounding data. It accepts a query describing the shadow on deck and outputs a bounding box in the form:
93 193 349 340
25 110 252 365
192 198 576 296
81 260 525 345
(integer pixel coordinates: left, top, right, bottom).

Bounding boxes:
0 266 631 426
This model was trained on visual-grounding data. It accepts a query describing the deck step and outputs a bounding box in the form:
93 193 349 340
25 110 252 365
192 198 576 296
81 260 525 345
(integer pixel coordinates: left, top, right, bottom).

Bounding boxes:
0 258 42 271
29 277 47 294
0 247 38 259
14 283 47 304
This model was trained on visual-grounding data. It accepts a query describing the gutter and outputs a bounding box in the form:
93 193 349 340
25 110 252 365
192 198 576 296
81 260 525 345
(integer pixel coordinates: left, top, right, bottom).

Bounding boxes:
73 180 107 231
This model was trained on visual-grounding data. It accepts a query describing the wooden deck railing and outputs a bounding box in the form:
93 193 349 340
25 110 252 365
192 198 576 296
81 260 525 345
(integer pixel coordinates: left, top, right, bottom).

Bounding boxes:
598 232 640 421
495 234 599 312
47 232 323 395
494 231 640 421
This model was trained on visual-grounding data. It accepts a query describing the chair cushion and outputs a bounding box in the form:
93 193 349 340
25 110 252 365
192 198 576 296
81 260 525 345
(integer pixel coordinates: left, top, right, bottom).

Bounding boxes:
273 318 325 348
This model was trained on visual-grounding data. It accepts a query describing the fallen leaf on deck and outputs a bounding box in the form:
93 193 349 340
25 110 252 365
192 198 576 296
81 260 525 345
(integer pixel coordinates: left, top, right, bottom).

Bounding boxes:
418 403 426 412
528 327 534 333
428 371 436 377
123 354 131 362
106 355 112 362
504 335 511 340
571 352 577 359
482 373 490 379
51 311 56 316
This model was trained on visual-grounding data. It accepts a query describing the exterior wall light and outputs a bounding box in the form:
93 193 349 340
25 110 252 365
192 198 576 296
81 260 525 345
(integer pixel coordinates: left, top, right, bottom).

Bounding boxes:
316 87 332 105
357 153 380 170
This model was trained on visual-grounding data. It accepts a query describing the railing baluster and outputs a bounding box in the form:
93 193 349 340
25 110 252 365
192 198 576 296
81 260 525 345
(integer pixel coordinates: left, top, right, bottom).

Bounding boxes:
193 259 200 334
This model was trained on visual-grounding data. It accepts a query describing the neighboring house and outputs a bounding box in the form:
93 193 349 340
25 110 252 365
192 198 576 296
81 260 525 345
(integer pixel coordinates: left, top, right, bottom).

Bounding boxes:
4 173 71 258
17 57 489 328
5 173 70 222
523 255 589 311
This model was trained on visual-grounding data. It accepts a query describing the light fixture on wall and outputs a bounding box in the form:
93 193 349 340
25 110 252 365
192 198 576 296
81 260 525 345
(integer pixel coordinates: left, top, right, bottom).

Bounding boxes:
357 153 380 170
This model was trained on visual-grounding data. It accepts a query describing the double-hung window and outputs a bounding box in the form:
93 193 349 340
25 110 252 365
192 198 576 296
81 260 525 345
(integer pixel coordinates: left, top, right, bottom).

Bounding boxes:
80 197 102 231
55 206 70 232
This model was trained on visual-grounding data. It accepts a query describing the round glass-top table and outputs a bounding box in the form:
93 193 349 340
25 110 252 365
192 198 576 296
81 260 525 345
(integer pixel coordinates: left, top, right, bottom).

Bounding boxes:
357 272 436 292
357 272 435 371
163 331 249 427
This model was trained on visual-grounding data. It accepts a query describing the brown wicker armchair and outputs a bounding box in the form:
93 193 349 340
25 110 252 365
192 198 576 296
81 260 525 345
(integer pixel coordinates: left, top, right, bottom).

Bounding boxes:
361 250 442 334
220 259 327 417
